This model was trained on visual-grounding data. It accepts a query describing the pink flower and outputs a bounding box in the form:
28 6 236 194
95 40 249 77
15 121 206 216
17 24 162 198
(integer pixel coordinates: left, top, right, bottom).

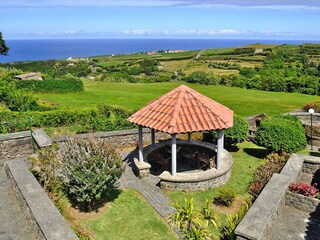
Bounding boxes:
78 228 83 233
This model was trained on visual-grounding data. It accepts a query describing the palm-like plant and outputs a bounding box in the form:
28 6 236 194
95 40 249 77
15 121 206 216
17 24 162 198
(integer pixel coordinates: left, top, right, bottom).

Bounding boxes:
168 198 220 240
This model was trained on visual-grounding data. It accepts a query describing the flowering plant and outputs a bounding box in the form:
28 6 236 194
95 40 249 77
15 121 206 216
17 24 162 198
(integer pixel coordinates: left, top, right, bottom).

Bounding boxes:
75 227 95 240
289 182 319 198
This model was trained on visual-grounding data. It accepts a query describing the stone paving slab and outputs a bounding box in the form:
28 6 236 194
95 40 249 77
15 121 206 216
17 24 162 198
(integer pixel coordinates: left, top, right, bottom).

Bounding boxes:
268 205 320 240
33 129 52 148
119 150 176 218
0 167 37 240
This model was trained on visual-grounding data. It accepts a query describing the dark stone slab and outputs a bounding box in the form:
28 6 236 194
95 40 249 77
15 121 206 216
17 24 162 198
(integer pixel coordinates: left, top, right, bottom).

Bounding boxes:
32 129 52 148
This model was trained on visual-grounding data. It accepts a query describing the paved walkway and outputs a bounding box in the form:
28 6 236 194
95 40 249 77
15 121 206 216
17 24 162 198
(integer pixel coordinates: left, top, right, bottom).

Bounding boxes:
119 151 176 218
268 205 320 240
0 164 37 240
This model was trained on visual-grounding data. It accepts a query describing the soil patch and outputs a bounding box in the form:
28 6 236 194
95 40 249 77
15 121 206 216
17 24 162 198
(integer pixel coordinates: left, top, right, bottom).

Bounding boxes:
212 198 243 215
67 203 110 220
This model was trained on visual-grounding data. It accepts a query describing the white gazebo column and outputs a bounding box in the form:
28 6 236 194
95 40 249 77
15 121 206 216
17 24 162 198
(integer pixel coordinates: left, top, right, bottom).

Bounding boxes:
151 129 156 145
171 134 177 176
217 130 224 170
138 125 144 162
187 132 192 142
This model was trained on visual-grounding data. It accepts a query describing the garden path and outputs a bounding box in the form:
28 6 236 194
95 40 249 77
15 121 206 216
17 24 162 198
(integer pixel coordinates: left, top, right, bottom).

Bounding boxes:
119 150 176 218
267 205 320 240
0 164 37 240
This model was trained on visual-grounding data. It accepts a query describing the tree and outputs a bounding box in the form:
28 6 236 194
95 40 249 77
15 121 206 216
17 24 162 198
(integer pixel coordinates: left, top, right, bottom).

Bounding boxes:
0 32 9 56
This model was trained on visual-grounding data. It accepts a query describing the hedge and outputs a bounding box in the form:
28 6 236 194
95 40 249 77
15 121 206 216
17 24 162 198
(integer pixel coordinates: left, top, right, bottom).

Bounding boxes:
0 104 134 134
255 115 306 153
15 79 84 93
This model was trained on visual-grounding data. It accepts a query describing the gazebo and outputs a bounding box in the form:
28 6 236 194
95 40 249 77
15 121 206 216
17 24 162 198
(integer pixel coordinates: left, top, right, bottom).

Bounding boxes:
128 85 233 177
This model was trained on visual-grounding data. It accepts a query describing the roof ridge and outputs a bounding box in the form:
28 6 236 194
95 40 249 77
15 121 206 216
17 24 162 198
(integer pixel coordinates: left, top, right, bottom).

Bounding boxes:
167 88 185 133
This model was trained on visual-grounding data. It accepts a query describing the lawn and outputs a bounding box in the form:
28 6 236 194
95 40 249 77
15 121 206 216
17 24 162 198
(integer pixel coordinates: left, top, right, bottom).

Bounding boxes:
35 81 319 116
165 141 268 207
79 189 177 240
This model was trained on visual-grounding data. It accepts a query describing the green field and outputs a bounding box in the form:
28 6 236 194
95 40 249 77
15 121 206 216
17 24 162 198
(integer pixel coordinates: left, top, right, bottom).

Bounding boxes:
35 80 319 116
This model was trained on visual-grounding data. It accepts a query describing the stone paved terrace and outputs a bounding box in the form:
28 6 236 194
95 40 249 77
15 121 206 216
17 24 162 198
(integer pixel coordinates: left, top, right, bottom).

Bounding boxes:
267 205 320 240
0 165 37 240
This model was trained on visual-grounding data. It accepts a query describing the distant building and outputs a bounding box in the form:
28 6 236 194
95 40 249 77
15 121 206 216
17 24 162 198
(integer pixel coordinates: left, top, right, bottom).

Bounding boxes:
147 51 157 55
254 49 264 54
15 72 42 81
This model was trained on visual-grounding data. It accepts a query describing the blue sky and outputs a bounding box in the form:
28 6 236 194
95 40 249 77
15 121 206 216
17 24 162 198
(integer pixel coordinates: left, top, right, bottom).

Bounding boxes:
1 0 320 39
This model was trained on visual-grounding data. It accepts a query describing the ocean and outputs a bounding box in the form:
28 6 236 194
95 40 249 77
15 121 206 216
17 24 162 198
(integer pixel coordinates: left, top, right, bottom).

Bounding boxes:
1 39 319 63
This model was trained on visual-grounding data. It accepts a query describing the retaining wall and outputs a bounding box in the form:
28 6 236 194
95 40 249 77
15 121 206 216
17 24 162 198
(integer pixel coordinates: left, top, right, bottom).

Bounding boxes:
235 154 320 240
5 159 78 240
0 131 33 165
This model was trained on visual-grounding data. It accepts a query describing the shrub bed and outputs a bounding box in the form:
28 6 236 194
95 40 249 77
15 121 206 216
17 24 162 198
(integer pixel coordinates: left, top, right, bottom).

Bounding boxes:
303 101 320 113
248 153 289 199
289 182 318 198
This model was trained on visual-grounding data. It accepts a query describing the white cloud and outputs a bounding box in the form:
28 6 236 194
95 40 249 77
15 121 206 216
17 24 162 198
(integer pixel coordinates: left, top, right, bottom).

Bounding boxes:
121 28 253 36
7 28 320 39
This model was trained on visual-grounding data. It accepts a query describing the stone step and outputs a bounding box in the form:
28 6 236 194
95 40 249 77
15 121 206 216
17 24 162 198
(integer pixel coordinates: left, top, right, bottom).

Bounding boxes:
32 129 52 148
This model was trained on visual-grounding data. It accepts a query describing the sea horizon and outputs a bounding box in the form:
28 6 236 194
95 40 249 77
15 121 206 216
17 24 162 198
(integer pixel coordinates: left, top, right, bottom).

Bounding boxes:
1 38 320 63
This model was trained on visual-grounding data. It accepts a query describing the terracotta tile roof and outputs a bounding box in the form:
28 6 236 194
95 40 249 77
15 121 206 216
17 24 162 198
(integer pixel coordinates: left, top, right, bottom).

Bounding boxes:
127 85 233 134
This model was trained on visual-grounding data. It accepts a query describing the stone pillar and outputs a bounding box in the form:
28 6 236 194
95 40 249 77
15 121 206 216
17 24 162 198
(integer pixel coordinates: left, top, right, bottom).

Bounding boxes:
138 125 144 162
217 130 224 170
151 129 155 145
171 134 177 176
187 132 192 142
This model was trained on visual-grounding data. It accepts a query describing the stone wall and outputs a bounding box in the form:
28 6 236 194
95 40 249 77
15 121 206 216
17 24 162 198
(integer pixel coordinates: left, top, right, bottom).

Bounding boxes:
5 159 78 240
52 128 172 149
235 154 320 240
302 162 320 174
160 169 231 191
285 191 320 213
0 131 33 165
235 174 291 240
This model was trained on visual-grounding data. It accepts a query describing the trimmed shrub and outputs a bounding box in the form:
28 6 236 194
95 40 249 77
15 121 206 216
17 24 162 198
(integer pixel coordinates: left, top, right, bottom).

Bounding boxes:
60 138 124 211
208 115 248 146
213 189 236 207
16 79 84 93
255 115 306 153
248 153 289 199
225 115 249 146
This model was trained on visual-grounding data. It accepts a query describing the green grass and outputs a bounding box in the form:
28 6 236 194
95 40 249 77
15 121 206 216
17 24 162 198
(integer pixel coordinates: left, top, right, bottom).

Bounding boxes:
165 141 268 207
96 61 126 67
80 189 177 240
297 148 320 157
35 81 319 116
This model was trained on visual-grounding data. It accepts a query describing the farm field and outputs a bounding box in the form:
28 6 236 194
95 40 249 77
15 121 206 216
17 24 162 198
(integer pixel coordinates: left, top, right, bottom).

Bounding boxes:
35 80 319 117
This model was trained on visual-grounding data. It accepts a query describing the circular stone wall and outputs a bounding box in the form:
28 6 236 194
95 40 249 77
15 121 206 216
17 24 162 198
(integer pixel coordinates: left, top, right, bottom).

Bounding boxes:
144 140 233 192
